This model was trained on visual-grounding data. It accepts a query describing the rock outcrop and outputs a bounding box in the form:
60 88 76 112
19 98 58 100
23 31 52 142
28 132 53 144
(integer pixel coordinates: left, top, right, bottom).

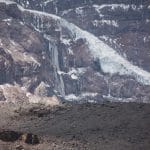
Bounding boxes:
0 0 150 103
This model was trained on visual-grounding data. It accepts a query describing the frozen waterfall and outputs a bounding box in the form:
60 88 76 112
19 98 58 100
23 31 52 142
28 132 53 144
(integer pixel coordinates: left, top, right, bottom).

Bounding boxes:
16 5 150 85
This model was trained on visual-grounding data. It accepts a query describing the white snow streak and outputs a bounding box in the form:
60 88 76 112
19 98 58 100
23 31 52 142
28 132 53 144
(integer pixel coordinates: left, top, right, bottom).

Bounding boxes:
93 4 144 12
0 0 14 4
92 20 119 27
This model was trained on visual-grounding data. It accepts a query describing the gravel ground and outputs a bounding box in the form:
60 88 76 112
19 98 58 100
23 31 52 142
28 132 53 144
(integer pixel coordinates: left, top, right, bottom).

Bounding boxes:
0 101 150 150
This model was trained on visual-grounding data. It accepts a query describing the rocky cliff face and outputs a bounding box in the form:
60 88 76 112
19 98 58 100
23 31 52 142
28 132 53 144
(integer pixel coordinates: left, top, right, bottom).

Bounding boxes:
13 0 150 71
0 0 150 103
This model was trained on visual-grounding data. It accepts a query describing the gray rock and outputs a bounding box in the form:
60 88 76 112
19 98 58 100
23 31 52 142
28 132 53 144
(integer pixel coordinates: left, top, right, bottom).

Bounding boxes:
0 89 6 101
34 82 54 97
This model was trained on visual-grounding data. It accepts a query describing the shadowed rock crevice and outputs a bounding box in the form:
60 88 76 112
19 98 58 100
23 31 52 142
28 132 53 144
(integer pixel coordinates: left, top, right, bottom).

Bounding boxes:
0 131 22 142
0 130 40 145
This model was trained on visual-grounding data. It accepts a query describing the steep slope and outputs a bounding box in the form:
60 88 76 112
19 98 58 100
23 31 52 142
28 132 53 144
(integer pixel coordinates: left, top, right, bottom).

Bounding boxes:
19 6 150 84
12 0 150 71
0 0 61 105
20 3 150 102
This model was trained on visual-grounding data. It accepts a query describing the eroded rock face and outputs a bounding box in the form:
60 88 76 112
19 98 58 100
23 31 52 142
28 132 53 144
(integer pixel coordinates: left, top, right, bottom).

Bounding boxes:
0 48 13 84
0 2 56 101
34 81 54 97
60 3 150 72
13 0 150 71
0 1 150 103
110 76 138 98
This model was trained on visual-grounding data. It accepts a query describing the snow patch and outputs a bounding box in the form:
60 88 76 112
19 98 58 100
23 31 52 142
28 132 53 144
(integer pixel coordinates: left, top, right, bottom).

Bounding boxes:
71 74 78 80
65 92 98 102
61 37 71 45
65 94 79 101
2 18 12 22
61 9 73 16
92 20 119 27
93 4 130 12
103 95 136 103
146 19 150 23
143 36 150 43
0 39 3 46
68 48 74 55
58 68 86 80
0 0 14 4
75 7 84 15
43 0 54 5
19 21 24 25
93 4 144 12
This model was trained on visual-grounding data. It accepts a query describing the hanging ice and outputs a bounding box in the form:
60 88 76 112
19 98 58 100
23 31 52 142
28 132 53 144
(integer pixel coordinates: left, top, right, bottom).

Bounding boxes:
44 35 65 96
